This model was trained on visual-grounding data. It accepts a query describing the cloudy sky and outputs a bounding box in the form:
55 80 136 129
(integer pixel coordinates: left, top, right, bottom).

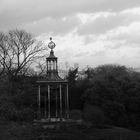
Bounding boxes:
1 0 140 69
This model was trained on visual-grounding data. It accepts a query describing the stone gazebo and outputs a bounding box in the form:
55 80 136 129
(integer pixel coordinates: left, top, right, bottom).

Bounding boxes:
36 38 69 122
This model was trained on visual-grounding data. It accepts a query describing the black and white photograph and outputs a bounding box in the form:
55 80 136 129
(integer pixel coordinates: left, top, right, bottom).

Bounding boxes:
0 0 140 139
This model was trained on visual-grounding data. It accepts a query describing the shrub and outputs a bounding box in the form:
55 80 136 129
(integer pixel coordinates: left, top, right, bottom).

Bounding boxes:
69 109 82 120
83 104 105 126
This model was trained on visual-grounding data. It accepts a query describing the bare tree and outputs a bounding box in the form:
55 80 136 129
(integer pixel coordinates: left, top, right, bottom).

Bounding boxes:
35 61 47 76
0 29 46 78
0 33 7 76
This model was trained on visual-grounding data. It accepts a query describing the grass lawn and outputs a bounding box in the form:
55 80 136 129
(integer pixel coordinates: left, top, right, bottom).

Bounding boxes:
0 121 140 140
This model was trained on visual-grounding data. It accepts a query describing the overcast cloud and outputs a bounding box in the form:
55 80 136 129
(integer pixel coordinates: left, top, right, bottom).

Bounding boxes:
0 0 140 69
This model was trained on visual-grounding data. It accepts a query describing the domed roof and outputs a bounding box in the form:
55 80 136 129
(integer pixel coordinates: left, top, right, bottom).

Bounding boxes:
36 37 67 84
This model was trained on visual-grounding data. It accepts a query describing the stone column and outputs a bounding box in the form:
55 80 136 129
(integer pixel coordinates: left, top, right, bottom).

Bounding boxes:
55 88 58 118
50 60 53 70
55 61 56 70
66 84 69 119
65 85 67 118
56 61 58 71
48 85 51 119
53 60 55 70
46 60 48 71
60 84 62 120
44 88 47 118
38 85 41 119
48 61 50 70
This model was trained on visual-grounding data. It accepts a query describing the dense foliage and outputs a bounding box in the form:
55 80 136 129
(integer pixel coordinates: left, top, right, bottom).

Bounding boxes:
67 65 140 129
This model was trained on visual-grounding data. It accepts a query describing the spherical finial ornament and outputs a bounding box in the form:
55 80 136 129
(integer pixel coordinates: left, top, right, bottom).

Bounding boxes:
48 37 56 50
